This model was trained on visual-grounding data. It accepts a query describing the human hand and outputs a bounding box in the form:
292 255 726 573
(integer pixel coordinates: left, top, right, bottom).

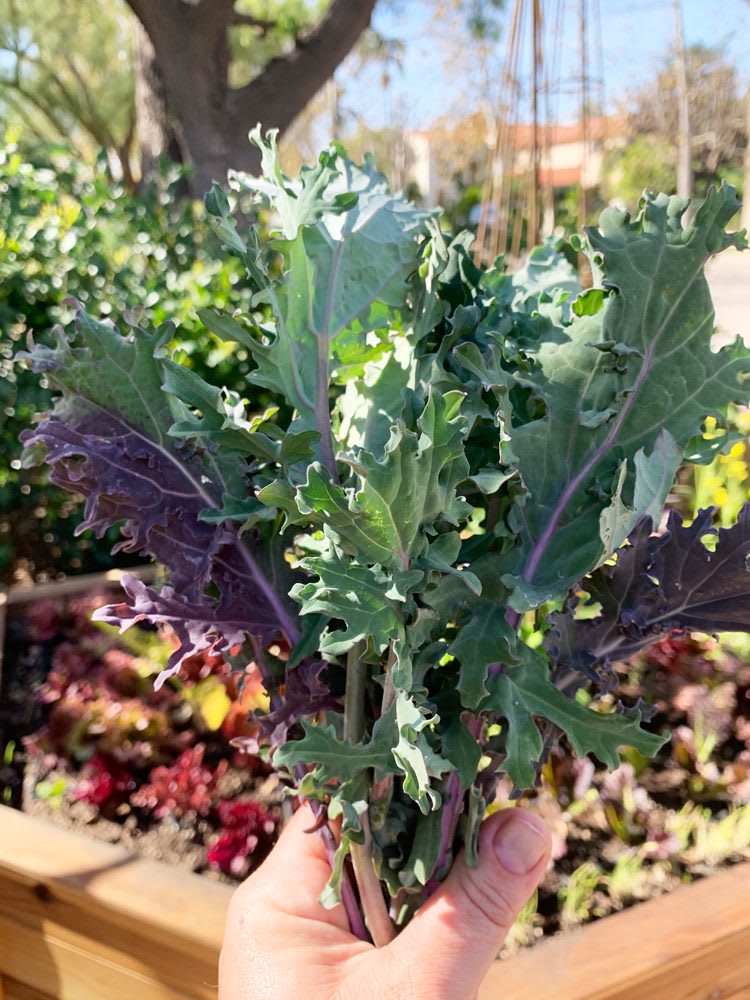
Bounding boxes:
219 804 551 1000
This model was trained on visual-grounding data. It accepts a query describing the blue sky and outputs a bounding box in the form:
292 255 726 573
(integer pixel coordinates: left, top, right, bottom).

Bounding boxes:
340 0 750 132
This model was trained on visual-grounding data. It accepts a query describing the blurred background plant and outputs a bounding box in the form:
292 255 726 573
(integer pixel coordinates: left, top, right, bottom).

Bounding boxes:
0 135 257 583
3 586 278 879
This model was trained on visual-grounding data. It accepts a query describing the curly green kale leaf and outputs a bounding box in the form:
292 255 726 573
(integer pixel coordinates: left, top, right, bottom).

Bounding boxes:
496 187 750 609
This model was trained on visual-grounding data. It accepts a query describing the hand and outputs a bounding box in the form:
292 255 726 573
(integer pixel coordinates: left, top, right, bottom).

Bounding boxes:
220 804 551 1000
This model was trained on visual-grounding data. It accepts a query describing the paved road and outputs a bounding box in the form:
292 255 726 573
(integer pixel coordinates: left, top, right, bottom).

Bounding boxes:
708 247 749 348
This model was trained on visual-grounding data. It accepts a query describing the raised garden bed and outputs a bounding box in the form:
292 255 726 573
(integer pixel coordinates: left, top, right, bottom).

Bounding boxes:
3 573 750 991
2 805 749 1000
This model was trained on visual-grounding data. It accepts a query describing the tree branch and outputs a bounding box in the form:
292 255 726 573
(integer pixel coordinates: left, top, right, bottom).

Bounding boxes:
227 0 377 140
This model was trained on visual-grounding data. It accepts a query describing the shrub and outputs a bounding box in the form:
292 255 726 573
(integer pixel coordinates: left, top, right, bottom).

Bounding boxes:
0 139 251 582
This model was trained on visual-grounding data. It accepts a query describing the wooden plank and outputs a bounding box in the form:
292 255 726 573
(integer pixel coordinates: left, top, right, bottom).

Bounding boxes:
3 805 750 1000
483 862 750 1000
0 917 194 1000
0 807 232 964
2 978 55 1000
0 882 218 1000
4 565 157 606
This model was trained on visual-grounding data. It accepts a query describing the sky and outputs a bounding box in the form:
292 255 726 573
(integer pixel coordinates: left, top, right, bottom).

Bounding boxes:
339 0 750 133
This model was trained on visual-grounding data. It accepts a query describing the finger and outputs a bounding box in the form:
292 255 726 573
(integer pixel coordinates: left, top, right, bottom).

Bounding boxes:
236 802 351 931
390 809 551 998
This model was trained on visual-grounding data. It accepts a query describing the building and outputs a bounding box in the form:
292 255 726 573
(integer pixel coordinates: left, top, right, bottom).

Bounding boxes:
404 113 627 209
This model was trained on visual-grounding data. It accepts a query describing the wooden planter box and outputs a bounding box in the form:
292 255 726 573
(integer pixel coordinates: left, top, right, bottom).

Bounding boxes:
2 807 750 1000
4 572 750 997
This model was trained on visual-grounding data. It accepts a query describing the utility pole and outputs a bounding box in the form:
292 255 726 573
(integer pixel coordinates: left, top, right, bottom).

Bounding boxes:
672 0 692 199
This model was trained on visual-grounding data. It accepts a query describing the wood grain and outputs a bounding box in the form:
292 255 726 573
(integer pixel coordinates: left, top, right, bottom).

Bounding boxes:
2 978 56 1000
480 862 750 1000
3 806 750 1000
0 807 231 999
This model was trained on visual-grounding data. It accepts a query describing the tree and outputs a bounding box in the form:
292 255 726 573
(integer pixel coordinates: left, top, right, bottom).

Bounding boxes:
0 0 378 195
0 0 137 187
127 0 377 194
626 44 746 189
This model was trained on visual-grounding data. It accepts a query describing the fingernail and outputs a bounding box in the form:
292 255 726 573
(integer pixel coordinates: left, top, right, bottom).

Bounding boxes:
493 814 548 875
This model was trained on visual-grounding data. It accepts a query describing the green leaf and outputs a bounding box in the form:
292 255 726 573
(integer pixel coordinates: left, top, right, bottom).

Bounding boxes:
504 186 750 607
204 183 230 218
485 650 667 789
598 429 683 558
442 717 483 788
198 308 257 350
336 337 415 457
274 718 394 783
290 554 419 655
232 133 432 439
257 480 310 529
392 692 453 814
298 391 473 570
33 310 174 446
400 808 443 887
449 606 521 709
420 533 482 596
295 464 398 567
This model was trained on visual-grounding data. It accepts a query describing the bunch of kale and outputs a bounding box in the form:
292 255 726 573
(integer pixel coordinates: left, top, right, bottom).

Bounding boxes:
21 130 750 940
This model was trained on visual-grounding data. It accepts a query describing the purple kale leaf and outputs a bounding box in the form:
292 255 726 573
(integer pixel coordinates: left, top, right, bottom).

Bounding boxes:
547 504 750 680
232 658 340 755
20 306 300 684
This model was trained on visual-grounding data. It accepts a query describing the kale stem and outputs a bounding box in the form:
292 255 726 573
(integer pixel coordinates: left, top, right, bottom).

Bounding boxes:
423 715 482 899
309 792 370 941
345 642 395 947
351 820 395 947
344 643 367 744
381 646 397 715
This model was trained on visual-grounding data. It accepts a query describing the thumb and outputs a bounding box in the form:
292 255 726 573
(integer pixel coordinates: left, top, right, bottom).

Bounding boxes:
391 809 550 997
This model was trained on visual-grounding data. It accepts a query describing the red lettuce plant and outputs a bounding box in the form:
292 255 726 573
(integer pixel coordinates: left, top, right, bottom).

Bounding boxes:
207 799 277 877
73 753 136 809
130 744 228 819
20 129 750 942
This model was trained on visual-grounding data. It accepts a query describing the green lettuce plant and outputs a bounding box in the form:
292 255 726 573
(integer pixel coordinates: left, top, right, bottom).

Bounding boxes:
20 130 750 943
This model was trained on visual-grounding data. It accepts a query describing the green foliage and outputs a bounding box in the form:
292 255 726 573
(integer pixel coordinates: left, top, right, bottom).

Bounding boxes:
603 136 677 209
0 138 250 581
687 412 750 527
0 1 135 176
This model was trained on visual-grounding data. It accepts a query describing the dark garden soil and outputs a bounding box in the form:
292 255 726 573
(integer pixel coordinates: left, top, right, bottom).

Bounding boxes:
2 589 749 955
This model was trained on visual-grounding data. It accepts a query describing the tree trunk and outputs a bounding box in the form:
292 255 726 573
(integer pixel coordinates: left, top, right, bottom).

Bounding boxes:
127 0 377 196
132 17 184 182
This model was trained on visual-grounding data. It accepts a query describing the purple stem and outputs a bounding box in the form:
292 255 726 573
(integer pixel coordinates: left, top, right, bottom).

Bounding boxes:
293 766 369 942
424 772 463 898
423 716 483 899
